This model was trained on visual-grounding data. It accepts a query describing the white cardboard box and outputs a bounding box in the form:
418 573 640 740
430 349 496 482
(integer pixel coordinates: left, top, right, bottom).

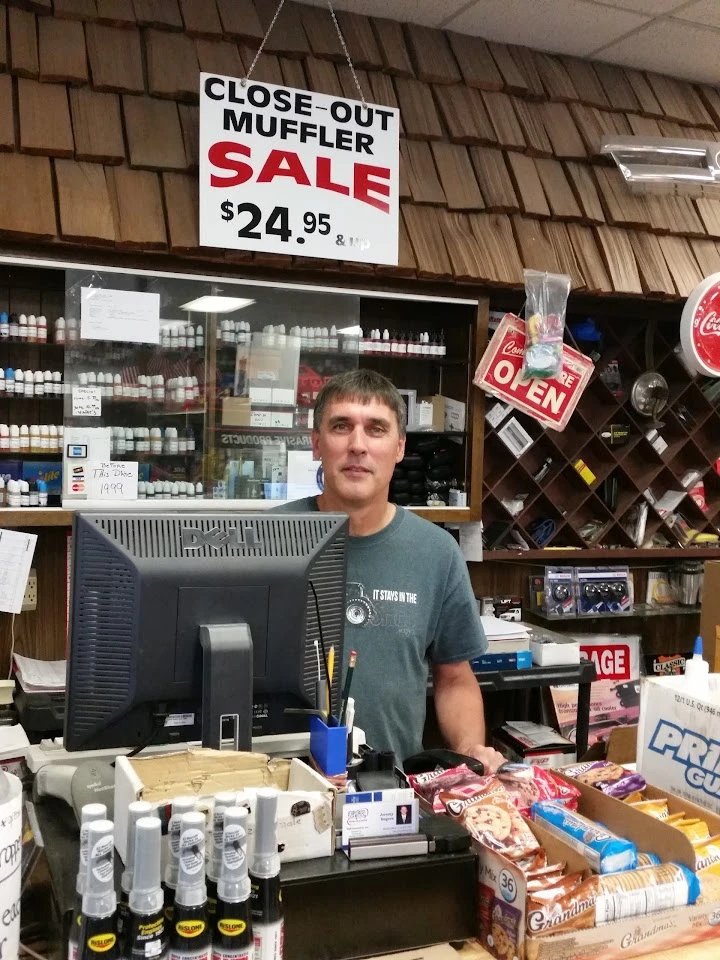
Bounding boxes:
443 396 466 432
115 748 335 865
638 674 720 814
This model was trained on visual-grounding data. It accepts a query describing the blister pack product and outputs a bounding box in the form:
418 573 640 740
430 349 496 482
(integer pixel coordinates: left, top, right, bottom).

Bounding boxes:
521 270 571 381
543 566 576 617
576 566 633 616
531 802 637 874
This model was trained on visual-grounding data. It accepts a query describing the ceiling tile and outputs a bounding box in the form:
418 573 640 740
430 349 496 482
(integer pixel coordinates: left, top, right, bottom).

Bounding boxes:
299 0 470 27
444 0 650 56
673 0 720 27
595 19 720 84
592 0 688 11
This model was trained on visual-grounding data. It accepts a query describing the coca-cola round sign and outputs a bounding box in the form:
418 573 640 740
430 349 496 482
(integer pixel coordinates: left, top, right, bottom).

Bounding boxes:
681 273 720 377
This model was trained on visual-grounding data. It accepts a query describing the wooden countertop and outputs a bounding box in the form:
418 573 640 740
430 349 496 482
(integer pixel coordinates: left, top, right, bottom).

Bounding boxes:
459 938 720 960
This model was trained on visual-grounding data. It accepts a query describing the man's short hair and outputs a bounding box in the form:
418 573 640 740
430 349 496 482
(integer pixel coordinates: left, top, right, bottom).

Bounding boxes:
313 370 407 437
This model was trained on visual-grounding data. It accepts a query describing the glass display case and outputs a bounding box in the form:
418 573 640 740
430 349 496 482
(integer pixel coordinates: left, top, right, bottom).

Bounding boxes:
0 255 481 521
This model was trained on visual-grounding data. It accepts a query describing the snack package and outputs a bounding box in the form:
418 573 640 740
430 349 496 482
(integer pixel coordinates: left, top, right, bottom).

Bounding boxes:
527 863 700 937
444 792 540 860
526 872 583 901
407 764 488 804
694 834 720 876
674 818 710 843
521 269 571 381
624 791 644 804
629 799 669 820
531 801 637 874
637 852 662 868
496 764 581 816
561 760 646 799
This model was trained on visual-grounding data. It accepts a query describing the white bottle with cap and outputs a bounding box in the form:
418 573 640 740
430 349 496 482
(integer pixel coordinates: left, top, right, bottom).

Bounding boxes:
55 317 66 343
19 480 29 507
250 788 283 960
37 315 47 342
118 800 153 947
125 816 166 960
150 428 163 455
67 316 79 342
19 426 29 452
163 796 196 924
23 369 34 397
9 425 19 452
14 370 24 397
18 314 27 340
69 802 107 960
53 371 63 396
39 425 50 451
0 369 4 395
77 820 118 959
684 636 711 698
6 480 20 508
34 370 44 396
0 425 9 451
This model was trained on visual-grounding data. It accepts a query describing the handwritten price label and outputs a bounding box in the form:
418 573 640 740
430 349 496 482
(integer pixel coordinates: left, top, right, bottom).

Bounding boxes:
87 461 138 501
72 386 102 417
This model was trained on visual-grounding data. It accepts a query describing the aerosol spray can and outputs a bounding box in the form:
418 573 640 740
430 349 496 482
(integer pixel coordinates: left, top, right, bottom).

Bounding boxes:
168 811 211 960
212 807 252 960
207 792 236 919
249 789 283 960
69 803 107 960
124 816 167 960
77 820 119 960
118 800 153 946
164 797 196 924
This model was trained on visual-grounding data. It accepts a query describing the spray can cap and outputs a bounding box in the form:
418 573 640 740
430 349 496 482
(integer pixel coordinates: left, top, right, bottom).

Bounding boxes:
175 811 207 907
251 788 280 878
77 803 107 895
129 817 164 916
164 796 195 889
82 820 116 919
209 791 236 881
121 800 153 894
218 807 251 904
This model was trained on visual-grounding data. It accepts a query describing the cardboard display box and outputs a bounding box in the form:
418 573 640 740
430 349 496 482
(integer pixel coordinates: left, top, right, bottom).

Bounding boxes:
478 775 720 960
115 748 335 865
638 674 720 815
221 397 252 426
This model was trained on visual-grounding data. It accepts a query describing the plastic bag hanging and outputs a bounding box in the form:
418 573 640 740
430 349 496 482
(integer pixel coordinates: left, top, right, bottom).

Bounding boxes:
521 270 571 381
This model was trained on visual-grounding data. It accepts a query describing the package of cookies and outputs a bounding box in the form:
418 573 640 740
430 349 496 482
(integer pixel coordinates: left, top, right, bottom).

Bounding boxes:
407 764 489 804
637 852 661 868
694 834 720 876
674 818 710 843
496 764 581 816
531 801 637 873
443 792 540 860
527 863 699 936
561 760 646 799
629 798 669 820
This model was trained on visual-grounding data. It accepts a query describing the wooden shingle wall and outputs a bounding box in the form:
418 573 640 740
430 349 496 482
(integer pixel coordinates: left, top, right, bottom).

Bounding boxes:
2 0 720 297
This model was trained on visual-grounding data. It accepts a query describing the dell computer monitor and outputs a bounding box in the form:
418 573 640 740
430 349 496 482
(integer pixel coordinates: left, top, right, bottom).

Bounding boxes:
64 511 348 752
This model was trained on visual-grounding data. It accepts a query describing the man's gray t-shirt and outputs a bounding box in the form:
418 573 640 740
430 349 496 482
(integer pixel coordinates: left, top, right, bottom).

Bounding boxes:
274 498 487 762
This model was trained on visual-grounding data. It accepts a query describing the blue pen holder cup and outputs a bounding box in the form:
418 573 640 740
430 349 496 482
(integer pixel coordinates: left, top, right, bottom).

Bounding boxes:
310 715 348 777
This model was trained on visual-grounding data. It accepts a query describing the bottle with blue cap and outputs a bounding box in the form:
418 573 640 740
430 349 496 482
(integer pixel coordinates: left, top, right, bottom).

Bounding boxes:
0 312 8 339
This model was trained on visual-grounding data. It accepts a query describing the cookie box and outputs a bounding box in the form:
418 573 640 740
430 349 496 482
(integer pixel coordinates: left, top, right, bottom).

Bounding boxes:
115 747 336 865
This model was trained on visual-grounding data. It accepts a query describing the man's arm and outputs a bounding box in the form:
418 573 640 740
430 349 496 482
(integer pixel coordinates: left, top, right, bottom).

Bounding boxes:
432 660 506 774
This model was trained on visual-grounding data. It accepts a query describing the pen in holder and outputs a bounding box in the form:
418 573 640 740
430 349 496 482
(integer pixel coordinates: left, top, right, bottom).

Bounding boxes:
310 714 348 777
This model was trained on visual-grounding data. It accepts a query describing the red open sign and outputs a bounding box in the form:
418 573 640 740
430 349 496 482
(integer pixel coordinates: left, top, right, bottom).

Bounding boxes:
473 314 593 431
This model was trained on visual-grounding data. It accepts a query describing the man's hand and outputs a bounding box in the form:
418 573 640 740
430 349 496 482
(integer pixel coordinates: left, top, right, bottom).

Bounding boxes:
461 743 507 775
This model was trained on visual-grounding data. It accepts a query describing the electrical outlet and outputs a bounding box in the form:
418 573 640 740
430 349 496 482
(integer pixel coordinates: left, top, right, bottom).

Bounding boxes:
21 569 37 612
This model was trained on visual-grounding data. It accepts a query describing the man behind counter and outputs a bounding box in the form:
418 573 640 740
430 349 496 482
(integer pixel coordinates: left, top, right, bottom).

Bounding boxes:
275 369 505 774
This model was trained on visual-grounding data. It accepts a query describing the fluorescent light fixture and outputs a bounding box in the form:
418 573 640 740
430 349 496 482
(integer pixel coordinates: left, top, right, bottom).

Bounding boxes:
180 295 255 313
601 135 720 197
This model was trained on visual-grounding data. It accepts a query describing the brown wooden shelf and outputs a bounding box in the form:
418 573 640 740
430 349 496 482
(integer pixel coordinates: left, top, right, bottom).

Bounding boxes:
0 508 73 527
483 547 720 561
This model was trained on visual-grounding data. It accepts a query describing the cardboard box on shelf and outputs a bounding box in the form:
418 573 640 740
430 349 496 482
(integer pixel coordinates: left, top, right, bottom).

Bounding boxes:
477 771 720 960
416 395 445 432
700 560 720 672
221 397 252 427
115 748 335 865
638 674 720 815
443 396 466 432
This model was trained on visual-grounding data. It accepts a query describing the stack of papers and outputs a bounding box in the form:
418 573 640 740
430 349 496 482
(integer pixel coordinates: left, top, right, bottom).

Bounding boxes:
481 616 531 653
13 655 66 693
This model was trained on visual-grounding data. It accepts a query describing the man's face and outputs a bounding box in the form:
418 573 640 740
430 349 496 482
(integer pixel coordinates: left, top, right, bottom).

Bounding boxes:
312 396 405 506
400 806 408 816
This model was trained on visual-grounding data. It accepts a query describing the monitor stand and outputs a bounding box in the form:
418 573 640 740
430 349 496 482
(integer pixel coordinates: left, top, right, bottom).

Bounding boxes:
199 623 253 751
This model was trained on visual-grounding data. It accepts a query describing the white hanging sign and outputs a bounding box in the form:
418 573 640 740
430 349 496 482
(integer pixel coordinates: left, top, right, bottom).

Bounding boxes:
199 74 399 265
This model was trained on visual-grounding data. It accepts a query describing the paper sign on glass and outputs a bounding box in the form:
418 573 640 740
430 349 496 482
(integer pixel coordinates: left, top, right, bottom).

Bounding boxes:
87 461 139 501
71 386 102 417
80 287 160 344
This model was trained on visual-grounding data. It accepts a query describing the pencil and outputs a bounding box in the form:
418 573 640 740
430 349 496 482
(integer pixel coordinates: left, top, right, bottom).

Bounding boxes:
326 646 335 716
339 650 357 726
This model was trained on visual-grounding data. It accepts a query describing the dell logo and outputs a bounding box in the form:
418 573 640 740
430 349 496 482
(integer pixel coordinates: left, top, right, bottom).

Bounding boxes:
181 525 261 550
